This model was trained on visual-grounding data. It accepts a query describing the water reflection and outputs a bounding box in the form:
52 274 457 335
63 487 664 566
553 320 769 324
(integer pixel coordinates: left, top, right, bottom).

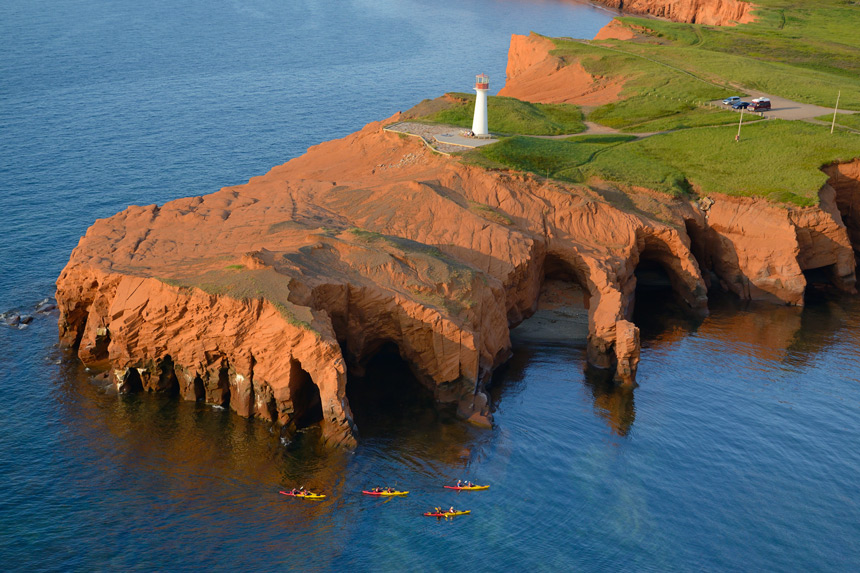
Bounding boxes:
40 288 860 570
646 289 860 369
583 365 636 437
56 288 860 475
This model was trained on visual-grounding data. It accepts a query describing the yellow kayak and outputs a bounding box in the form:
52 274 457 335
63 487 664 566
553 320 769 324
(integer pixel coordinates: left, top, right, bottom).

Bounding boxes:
280 490 326 500
363 490 409 496
444 485 489 491
424 510 471 517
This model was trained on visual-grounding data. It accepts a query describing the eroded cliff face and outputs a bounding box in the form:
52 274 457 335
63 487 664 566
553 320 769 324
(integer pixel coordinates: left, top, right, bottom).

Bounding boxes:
497 34 625 105
57 115 721 441
498 29 858 308
59 109 858 445
58 15 859 445
825 160 860 264
684 192 857 305
592 0 755 26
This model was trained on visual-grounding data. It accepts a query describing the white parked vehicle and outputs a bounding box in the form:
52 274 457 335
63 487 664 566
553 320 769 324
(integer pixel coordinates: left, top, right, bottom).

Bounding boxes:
722 96 742 105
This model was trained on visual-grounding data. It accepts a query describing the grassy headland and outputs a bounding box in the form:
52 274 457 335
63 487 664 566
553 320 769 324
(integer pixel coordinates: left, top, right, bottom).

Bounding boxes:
463 0 860 206
413 93 585 136
473 123 860 205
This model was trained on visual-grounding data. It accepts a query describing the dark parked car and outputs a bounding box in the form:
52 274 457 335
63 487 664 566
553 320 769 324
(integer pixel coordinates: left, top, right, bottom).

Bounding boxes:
732 101 751 109
750 98 771 111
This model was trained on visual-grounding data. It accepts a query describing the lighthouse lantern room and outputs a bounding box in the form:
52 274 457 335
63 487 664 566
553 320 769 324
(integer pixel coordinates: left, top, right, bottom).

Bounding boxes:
471 74 489 136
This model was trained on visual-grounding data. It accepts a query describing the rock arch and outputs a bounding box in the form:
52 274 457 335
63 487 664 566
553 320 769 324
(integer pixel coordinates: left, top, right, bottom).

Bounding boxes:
625 229 708 320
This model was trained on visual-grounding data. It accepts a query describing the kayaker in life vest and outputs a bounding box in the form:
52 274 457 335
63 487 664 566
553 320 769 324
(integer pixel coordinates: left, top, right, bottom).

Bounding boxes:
448 507 455 514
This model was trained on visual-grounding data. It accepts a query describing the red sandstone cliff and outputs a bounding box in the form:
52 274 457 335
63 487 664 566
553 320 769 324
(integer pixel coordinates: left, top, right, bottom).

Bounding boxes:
57 109 859 445
498 34 625 105
57 16 859 445
57 117 715 442
592 0 755 26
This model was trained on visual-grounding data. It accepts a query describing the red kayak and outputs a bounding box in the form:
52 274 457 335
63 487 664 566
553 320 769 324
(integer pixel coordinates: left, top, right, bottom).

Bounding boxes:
424 510 471 517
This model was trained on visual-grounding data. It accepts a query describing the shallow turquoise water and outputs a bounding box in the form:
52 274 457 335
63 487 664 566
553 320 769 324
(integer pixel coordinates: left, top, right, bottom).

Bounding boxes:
2 1 860 571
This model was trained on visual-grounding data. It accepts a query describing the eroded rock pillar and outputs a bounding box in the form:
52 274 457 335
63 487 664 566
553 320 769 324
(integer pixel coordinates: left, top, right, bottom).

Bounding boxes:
613 319 640 386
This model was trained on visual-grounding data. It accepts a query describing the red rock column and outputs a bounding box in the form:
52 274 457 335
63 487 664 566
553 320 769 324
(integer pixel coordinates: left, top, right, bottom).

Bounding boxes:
613 319 640 386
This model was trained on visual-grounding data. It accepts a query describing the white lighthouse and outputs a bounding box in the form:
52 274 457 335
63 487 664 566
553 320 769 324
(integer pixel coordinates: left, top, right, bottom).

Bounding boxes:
471 74 489 136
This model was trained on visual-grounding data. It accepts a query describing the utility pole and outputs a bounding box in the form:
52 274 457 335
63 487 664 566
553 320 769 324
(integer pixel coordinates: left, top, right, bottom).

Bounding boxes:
831 90 841 134
736 106 744 142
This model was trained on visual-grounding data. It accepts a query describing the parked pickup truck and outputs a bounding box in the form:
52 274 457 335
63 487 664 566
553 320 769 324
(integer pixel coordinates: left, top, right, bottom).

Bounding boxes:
750 97 771 111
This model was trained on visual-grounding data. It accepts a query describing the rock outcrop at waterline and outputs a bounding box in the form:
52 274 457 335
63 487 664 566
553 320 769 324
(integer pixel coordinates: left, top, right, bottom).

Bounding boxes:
592 0 755 26
56 112 860 445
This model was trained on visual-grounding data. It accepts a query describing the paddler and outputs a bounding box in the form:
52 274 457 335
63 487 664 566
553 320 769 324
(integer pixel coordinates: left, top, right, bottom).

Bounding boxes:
448 506 455 514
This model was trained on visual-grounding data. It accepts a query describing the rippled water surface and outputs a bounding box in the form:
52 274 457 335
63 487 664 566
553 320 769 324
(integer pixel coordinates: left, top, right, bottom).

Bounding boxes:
2 1 860 571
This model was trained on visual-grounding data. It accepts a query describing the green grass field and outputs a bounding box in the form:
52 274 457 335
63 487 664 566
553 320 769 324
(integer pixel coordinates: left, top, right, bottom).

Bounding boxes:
576 0 860 111
457 1 860 206
815 113 860 132
475 121 860 205
527 0 860 136
414 93 585 136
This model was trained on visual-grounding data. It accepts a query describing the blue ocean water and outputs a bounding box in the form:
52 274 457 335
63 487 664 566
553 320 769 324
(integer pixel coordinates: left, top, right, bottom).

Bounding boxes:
2 1 860 571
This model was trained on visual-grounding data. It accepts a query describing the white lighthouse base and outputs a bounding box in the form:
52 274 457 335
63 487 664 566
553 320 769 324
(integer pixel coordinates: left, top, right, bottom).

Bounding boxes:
472 88 489 136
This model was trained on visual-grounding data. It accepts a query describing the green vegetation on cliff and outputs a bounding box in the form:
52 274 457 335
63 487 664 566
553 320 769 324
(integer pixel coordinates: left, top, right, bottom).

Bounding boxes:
466 1 860 206
570 0 860 115
475 121 860 206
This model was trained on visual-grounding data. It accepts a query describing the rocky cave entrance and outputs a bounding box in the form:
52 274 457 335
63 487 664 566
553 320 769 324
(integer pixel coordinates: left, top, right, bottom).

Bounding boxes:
120 368 144 394
802 264 841 304
511 254 590 347
345 341 437 435
191 375 206 402
157 356 180 396
632 254 694 338
288 359 323 430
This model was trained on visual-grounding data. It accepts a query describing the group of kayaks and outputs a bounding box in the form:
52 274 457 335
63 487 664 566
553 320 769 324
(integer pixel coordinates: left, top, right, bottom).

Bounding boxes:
279 481 489 518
